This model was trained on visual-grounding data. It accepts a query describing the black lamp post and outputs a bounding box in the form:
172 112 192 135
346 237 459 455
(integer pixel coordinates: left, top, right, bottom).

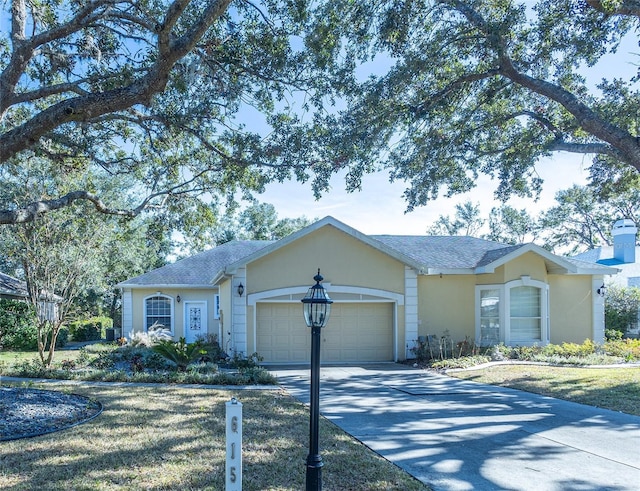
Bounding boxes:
301 269 333 491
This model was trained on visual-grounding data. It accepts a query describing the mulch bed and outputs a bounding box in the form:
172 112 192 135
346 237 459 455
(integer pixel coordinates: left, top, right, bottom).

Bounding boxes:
0 386 102 441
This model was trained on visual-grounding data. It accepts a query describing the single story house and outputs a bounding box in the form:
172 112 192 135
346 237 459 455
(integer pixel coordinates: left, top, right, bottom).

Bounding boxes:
118 216 616 363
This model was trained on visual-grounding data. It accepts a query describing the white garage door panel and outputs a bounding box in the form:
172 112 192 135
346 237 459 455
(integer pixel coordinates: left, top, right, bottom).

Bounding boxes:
257 304 310 362
323 303 393 362
257 302 393 363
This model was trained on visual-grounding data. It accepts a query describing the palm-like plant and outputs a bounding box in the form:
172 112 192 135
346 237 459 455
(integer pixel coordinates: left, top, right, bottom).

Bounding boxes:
151 337 206 371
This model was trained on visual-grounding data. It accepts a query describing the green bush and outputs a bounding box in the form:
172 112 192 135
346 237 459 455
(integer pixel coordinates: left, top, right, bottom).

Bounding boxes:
0 299 37 350
68 316 113 341
151 338 207 371
605 328 624 341
605 286 640 336
605 338 640 361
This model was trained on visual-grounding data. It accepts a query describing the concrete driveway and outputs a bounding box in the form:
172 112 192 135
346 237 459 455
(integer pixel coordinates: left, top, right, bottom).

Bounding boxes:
270 363 640 491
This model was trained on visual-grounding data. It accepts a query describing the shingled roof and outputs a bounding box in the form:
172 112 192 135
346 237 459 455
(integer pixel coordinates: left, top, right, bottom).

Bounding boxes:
372 235 518 269
119 216 615 287
118 240 274 287
0 272 28 299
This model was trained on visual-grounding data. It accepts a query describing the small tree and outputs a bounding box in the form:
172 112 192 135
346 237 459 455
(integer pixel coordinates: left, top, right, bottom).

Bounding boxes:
604 285 640 337
7 208 106 367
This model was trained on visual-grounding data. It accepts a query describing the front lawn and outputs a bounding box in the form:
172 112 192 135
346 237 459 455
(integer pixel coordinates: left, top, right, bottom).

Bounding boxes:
0 384 429 491
448 365 640 416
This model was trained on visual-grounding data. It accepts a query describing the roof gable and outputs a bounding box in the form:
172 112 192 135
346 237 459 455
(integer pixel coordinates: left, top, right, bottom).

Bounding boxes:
220 216 426 277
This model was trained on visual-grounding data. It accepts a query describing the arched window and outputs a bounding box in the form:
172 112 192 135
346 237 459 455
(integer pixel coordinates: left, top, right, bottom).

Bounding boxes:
144 295 173 333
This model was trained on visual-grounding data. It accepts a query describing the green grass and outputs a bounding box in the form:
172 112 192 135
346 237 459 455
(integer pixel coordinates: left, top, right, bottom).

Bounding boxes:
0 383 429 490
449 365 640 416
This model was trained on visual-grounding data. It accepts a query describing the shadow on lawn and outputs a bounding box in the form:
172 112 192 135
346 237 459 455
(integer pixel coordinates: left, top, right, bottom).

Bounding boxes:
0 385 425 491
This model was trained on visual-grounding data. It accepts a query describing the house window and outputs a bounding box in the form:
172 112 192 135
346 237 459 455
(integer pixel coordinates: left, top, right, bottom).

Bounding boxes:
145 295 173 332
479 289 500 346
509 286 542 343
476 279 548 346
214 294 220 319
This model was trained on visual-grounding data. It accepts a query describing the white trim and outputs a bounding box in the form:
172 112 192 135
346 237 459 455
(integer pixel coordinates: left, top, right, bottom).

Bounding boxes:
247 285 404 306
183 300 208 343
475 279 549 346
231 269 247 356
143 293 175 335
404 267 419 359
592 275 605 343
122 288 133 339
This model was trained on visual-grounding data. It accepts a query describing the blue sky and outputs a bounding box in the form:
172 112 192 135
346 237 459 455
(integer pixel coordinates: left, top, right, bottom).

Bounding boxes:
2 6 636 236
259 33 639 236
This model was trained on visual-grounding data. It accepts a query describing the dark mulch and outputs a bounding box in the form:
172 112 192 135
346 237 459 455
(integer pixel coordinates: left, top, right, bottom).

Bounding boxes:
0 386 102 441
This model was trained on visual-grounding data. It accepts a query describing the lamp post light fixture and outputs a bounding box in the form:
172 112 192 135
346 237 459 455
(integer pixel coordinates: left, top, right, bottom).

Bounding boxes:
237 283 244 297
597 284 607 297
301 269 333 491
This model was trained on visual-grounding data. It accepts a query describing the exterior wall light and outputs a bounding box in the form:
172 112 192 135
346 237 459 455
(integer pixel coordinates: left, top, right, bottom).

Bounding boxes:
237 283 244 297
597 284 607 297
176 295 181 303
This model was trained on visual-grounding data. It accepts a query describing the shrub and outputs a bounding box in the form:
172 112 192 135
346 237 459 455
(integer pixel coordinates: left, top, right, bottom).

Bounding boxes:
605 285 640 336
195 333 226 361
227 351 263 369
604 338 640 362
605 328 624 341
430 355 491 370
0 299 38 350
68 316 113 341
152 337 207 371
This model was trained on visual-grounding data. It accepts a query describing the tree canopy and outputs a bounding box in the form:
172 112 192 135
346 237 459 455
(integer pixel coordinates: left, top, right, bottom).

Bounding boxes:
0 0 334 224
307 0 640 208
2 0 640 224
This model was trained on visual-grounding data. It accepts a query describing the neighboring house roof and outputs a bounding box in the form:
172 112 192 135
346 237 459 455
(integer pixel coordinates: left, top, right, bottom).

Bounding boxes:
0 272 29 299
117 240 274 288
120 216 615 288
574 246 640 286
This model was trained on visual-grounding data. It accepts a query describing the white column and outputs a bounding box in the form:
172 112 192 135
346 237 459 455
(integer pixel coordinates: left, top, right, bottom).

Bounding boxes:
592 275 606 343
122 288 133 338
404 267 419 359
232 268 247 355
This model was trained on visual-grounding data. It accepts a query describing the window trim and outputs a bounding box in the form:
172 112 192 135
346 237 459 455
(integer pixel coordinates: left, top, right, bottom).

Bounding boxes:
475 278 549 346
143 294 175 334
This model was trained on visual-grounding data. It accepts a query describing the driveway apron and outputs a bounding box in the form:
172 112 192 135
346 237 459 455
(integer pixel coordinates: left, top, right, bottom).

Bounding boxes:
270 363 640 491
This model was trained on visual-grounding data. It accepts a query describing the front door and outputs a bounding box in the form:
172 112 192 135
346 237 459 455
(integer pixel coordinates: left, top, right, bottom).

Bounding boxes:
184 301 207 343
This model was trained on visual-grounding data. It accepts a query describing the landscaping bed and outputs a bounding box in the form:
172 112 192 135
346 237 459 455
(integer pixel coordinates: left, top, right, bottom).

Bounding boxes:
0 340 277 386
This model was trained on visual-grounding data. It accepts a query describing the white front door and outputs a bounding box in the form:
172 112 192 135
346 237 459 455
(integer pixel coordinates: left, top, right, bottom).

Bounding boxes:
184 301 207 343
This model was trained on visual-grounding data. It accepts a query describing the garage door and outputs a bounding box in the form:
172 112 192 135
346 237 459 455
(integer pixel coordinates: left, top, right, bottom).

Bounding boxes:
256 303 393 363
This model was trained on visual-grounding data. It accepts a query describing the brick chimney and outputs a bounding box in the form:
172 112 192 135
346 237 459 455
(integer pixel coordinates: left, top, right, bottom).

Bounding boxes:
612 219 637 263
